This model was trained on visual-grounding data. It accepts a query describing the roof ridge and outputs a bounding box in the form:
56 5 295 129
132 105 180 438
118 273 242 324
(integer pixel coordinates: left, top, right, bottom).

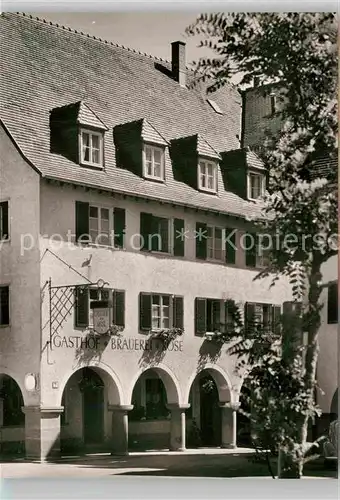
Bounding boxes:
14 12 173 66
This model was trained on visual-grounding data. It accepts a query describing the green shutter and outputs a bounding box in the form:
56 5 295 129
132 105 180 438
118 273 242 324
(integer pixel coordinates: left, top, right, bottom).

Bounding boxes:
113 290 125 327
225 228 236 264
75 286 89 328
139 293 152 330
195 222 207 260
75 201 89 243
114 208 126 248
173 296 184 329
173 218 185 257
195 298 207 335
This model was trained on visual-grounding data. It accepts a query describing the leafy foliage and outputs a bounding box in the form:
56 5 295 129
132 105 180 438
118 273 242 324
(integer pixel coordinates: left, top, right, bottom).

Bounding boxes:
186 12 337 478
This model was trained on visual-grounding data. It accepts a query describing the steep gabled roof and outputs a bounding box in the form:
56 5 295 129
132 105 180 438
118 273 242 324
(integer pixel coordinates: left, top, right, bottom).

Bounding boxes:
0 12 262 219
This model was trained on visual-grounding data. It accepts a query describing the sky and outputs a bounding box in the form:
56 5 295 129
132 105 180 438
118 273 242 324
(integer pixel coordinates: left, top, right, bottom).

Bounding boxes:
30 12 215 67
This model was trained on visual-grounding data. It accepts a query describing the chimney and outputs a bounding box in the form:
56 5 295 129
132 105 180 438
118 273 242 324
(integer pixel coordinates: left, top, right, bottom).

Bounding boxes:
171 41 186 87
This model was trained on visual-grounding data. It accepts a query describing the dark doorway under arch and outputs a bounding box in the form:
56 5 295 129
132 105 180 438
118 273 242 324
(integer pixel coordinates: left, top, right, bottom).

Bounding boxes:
0 374 25 456
61 367 105 453
187 371 222 448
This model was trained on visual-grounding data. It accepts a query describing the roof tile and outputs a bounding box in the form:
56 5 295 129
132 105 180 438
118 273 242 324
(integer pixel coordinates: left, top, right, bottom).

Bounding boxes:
0 12 263 219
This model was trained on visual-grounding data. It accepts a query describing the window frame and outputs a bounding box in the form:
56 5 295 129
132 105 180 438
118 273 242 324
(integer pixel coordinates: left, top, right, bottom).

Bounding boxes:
247 171 265 201
151 216 172 254
198 159 218 194
0 201 9 242
0 285 10 327
79 128 104 168
151 293 172 331
206 225 225 262
88 204 113 247
142 143 165 182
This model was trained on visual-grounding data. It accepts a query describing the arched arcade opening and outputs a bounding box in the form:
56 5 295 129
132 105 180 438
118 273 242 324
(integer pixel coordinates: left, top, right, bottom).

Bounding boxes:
186 368 235 449
128 368 178 451
0 374 25 456
60 366 120 455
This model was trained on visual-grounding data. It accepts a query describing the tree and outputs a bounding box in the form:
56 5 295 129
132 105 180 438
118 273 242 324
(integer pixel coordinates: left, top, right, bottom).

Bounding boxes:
186 13 338 478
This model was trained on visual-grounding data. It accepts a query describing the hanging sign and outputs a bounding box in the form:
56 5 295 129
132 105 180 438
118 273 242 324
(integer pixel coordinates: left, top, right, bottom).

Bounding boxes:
91 300 111 335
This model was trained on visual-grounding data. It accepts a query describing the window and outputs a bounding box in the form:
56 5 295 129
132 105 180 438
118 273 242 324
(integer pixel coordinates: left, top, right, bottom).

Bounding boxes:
198 160 217 193
245 302 281 333
151 294 170 330
0 286 9 326
75 287 125 329
140 213 185 256
130 376 168 421
75 201 126 248
247 172 265 200
80 130 103 167
327 282 338 324
196 222 237 265
195 297 230 334
143 144 165 181
89 206 110 246
207 226 224 261
245 233 269 268
152 217 170 253
139 293 184 332
0 201 9 240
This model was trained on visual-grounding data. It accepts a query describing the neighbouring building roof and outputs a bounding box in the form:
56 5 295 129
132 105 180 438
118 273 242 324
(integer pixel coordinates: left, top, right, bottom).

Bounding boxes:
0 12 264 220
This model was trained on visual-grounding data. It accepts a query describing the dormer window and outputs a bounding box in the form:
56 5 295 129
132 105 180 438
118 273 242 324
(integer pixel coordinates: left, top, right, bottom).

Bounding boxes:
143 144 165 181
198 159 218 193
80 129 104 167
247 171 265 200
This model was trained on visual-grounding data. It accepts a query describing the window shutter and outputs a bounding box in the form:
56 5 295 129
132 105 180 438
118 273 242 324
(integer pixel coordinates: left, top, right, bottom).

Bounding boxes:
114 208 126 248
244 302 255 333
75 201 89 243
245 232 257 267
327 283 338 324
0 287 9 325
75 286 89 328
140 212 153 251
150 216 160 251
0 202 9 240
173 295 184 329
113 290 125 327
139 293 152 330
272 305 281 333
195 298 207 334
173 218 185 257
225 228 236 264
195 222 207 260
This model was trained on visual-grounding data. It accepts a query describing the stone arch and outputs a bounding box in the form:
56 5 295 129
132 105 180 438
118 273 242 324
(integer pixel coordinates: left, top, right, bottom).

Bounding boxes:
0 372 25 429
128 364 181 405
0 368 28 405
185 364 234 405
58 362 124 407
